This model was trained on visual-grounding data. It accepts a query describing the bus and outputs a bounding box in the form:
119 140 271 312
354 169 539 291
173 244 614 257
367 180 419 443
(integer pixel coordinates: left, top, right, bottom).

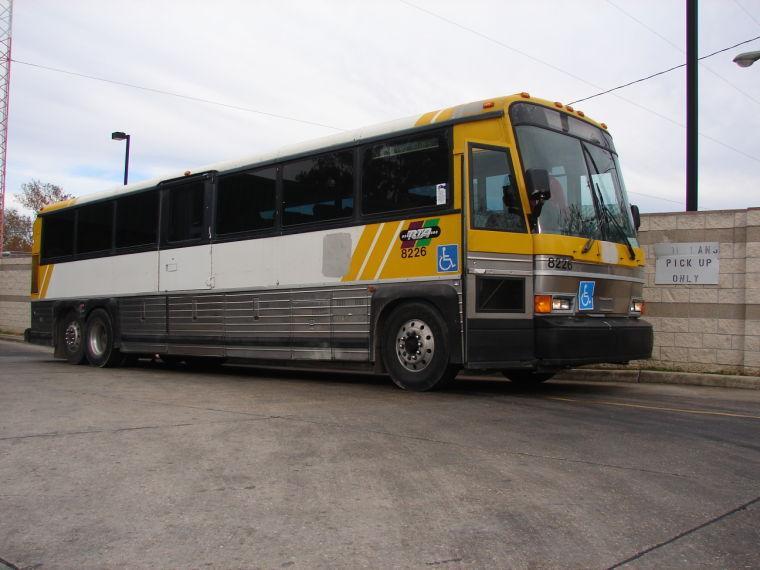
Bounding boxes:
25 93 652 391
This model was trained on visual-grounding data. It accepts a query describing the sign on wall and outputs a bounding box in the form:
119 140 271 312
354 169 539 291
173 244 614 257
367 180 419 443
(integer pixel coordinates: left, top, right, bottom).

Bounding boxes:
654 242 720 285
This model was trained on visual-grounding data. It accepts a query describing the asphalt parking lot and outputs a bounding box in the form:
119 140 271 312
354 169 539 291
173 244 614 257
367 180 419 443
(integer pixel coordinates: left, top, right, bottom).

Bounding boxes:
1 340 759 569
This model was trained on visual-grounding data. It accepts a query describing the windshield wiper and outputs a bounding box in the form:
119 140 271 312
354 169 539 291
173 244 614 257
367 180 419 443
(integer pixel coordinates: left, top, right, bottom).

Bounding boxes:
581 143 636 261
593 183 636 260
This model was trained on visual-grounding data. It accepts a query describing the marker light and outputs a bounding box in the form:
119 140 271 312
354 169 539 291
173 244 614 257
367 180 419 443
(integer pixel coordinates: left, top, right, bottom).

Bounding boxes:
552 297 573 311
577 110 585 117
630 299 645 314
534 295 552 314
554 102 563 108
483 101 495 109
600 123 608 130
566 105 574 112
520 92 531 98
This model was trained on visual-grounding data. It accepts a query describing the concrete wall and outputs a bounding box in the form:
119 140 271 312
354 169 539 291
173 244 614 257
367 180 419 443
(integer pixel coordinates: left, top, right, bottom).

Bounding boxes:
637 208 759 376
0 255 32 335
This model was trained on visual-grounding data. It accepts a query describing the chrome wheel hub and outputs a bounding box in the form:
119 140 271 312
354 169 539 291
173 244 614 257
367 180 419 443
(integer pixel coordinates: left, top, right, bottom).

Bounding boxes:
64 321 82 354
88 321 108 357
396 319 434 372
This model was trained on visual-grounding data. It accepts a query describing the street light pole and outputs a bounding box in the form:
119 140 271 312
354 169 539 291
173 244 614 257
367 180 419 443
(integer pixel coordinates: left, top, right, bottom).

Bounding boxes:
686 0 698 212
111 131 130 186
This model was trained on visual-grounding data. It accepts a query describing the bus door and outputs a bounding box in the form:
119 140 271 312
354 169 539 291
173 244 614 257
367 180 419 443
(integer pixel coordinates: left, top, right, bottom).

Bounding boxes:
158 174 214 292
464 142 534 366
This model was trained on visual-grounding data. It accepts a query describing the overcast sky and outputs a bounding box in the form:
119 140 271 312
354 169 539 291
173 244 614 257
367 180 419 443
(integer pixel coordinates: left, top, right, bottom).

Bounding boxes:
6 0 760 215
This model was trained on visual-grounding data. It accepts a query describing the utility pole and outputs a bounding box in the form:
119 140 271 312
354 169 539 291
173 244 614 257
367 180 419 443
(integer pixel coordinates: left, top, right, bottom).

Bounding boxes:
686 0 698 211
0 0 12 254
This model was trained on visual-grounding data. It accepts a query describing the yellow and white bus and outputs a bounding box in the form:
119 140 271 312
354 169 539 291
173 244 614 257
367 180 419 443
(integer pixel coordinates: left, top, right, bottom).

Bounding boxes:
26 93 652 391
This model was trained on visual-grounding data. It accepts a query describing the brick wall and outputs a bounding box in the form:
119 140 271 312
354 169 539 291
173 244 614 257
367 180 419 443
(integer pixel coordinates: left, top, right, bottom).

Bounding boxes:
637 208 759 375
0 255 31 335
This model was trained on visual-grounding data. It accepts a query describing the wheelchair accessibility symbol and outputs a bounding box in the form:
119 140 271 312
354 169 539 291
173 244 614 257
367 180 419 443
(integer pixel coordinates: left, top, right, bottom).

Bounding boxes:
437 244 459 273
578 280 596 311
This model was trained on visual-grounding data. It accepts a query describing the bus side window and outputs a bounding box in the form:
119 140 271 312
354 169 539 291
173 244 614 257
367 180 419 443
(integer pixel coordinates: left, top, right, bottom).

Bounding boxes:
166 181 205 243
115 191 158 249
470 146 526 233
77 201 114 255
216 167 277 235
41 209 76 261
362 131 449 215
282 151 353 227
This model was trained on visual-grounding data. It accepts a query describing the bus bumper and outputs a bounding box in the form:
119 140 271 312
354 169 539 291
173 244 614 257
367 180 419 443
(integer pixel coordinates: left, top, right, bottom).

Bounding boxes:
466 316 652 369
534 316 653 367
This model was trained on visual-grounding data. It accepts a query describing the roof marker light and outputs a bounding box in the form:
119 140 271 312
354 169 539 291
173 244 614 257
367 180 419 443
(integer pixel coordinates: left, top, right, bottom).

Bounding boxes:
483 101 495 109
577 110 585 117
184 170 192 176
554 102 563 108
566 105 574 112
601 123 608 130
520 92 531 98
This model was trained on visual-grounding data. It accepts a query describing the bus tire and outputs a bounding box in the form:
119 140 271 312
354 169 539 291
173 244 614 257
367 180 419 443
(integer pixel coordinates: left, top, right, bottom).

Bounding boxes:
502 371 555 385
59 311 87 364
382 302 458 391
84 308 122 367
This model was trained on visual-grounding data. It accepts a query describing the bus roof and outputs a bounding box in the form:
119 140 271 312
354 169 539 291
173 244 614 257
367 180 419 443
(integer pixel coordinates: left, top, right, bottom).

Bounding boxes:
40 93 607 214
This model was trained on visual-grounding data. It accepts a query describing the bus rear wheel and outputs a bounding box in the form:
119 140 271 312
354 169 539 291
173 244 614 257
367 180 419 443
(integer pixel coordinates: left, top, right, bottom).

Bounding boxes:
502 371 555 385
59 311 86 364
84 309 122 367
382 302 458 392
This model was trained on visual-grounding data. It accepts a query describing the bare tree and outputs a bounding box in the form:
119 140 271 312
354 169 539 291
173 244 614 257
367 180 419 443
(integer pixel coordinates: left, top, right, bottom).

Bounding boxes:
1 208 33 252
15 179 73 213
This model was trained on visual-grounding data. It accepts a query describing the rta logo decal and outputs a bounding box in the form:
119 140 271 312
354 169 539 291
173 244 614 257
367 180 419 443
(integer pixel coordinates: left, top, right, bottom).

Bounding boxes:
400 219 441 248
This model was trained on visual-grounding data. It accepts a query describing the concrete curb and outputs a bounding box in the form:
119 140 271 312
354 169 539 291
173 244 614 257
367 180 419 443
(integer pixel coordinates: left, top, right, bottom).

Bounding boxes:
554 368 760 390
0 333 24 343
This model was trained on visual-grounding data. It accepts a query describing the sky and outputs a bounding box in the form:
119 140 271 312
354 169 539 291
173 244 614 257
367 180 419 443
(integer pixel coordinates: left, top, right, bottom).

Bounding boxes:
6 0 760 215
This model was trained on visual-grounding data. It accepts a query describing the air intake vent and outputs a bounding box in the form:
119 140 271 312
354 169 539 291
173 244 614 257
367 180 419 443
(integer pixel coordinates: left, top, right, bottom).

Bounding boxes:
476 277 525 313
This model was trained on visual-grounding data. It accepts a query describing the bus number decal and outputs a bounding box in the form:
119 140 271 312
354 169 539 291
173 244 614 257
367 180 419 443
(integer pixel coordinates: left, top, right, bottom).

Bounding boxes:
401 247 426 259
547 257 573 271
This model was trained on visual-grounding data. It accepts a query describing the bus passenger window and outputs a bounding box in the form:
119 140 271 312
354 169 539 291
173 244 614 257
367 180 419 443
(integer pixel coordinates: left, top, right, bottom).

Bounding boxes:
167 181 205 242
216 167 276 235
115 191 158 248
77 201 114 254
282 151 353 226
41 209 76 260
362 131 449 215
470 147 526 233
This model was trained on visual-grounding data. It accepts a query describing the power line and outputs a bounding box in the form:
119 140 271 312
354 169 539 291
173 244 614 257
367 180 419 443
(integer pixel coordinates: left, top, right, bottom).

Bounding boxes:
397 0 760 164
734 0 760 28
604 0 760 108
569 35 760 105
628 190 691 206
11 58 347 132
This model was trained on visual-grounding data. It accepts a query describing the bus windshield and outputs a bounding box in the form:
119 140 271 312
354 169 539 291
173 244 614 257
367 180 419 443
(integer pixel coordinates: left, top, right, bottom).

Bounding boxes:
512 107 637 248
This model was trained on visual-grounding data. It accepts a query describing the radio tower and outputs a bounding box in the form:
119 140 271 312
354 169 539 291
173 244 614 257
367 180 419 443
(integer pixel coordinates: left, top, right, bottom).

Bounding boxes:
0 0 12 254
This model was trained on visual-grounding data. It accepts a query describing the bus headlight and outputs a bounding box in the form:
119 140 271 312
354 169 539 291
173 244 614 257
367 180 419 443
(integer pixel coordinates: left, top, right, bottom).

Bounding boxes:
630 298 645 315
551 296 573 311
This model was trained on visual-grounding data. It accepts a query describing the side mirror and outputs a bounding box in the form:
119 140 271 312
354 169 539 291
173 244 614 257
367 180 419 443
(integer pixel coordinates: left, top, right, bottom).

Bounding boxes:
630 204 641 231
525 169 551 202
525 169 551 230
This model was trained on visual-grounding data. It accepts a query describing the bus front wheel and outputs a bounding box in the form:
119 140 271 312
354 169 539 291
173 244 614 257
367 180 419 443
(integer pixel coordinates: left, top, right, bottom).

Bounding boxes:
84 308 122 367
382 302 458 391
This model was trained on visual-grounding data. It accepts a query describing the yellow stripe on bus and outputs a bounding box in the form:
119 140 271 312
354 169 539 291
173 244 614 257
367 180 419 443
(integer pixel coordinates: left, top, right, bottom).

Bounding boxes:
342 224 381 282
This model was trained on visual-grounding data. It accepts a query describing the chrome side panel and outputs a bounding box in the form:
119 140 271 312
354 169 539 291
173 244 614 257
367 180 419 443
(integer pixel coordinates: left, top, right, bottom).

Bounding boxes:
533 256 644 316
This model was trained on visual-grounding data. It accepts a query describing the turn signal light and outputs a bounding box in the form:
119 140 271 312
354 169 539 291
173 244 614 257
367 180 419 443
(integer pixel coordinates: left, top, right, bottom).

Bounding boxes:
534 295 552 314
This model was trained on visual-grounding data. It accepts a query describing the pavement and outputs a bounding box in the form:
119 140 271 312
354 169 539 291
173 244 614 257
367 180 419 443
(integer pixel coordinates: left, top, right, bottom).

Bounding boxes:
1 339 759 569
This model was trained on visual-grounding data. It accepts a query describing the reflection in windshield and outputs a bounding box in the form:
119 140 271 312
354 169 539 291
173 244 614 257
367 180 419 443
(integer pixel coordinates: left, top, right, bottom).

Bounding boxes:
515 125 638 247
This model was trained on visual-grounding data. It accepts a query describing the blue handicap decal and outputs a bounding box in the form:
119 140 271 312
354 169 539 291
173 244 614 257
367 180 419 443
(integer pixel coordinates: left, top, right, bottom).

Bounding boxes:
437 244 459 273
578 281 596 311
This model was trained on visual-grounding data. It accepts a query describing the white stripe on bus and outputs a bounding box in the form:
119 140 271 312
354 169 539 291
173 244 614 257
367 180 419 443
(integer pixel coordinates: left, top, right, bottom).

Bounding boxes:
374 221 404 280
357 223 384 281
